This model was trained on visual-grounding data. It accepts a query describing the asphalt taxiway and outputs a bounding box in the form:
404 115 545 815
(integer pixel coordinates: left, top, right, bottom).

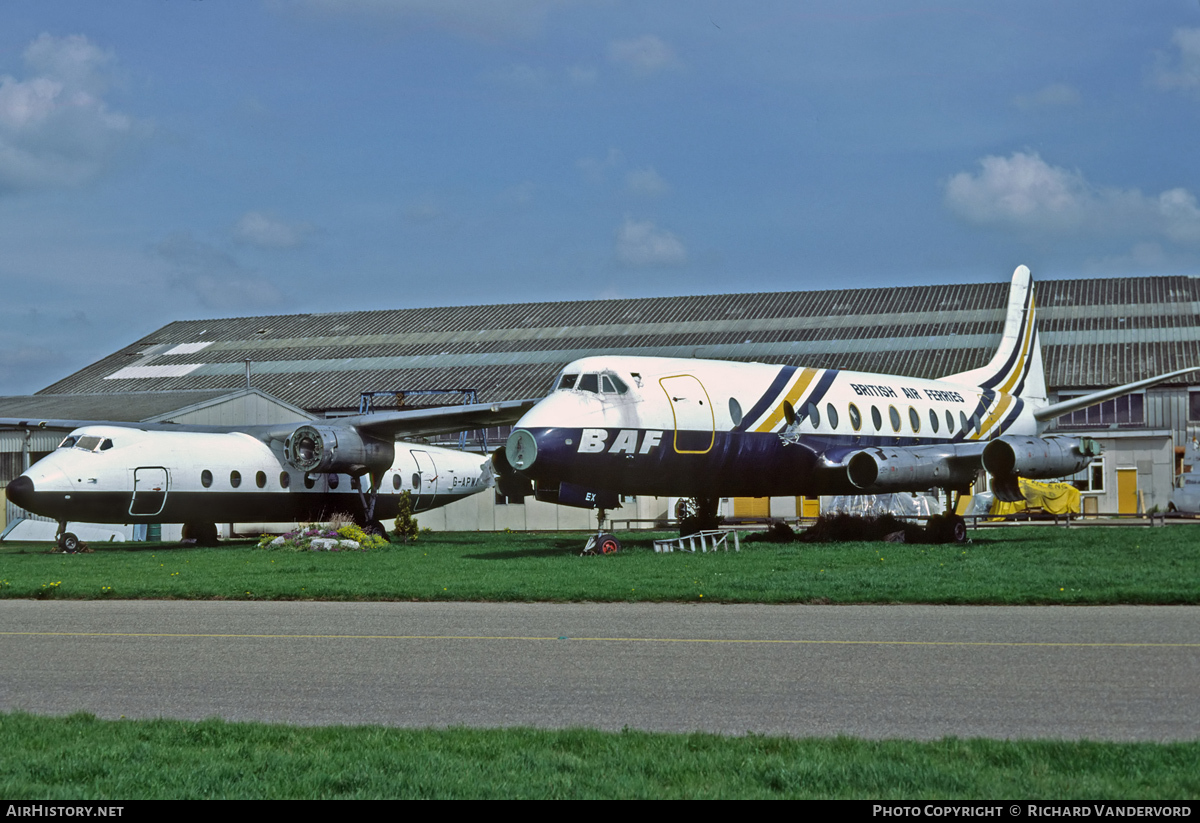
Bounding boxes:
2 601 1196 740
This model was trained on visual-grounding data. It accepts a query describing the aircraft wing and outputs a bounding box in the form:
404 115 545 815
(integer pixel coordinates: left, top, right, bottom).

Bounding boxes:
314 398 539 441
0 398 539 442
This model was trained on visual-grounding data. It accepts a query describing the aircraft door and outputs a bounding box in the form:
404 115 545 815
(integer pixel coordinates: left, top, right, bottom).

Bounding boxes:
130 467 169 517
659 375 715 454
410 450 439 510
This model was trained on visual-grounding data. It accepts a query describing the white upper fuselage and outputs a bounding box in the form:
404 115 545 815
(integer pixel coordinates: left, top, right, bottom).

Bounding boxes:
519 355 1038 444
11 424 491 524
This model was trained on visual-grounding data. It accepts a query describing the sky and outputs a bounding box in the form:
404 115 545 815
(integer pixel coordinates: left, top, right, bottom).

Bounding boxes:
1 0 1199 395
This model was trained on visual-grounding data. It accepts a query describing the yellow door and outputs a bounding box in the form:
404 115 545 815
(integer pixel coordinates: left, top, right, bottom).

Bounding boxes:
1117 468 1138 514
795 496 820 519
734 497 770 517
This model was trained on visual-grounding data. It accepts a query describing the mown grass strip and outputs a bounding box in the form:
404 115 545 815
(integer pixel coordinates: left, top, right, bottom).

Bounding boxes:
1 527 1197 604
2 712 1197 800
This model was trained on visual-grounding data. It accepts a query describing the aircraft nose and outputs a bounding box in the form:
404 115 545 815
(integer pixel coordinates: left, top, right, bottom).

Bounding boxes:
6 475 34 509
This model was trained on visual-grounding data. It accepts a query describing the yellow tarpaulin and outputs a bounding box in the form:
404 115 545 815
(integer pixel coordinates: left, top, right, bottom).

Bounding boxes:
989 478 1081 517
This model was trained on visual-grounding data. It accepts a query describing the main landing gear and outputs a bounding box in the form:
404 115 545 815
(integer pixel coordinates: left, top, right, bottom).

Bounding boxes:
928 489 968 544
352 472 389 537
677 496 720 536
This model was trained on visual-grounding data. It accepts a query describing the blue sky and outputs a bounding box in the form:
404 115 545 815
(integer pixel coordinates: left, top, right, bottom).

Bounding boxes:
2 0 1199 394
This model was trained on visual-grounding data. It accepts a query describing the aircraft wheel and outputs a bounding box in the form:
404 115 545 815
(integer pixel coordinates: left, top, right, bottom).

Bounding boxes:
182 522 219 546
948 515 967 544
364 520 387 537
597 533 621 554
58 532 79 553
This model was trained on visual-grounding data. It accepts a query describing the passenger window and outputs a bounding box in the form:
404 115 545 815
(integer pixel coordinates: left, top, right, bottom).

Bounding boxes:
888 405 901 432
826 403 839 429
849 403 862 431
960 411 970 433
909 407 920 433
946 410 954 432
256 471 267 489
806 402 820 428
929 409 939 433
230 470 242 488
280 472 291 489
871 406 882 431
304 474 315 489
729 398 743 426
201 470 213 488
392 474 401 491
328 473 339 489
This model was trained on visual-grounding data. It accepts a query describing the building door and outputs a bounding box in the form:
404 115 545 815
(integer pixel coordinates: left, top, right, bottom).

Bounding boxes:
734 497 770 518
1116 468 1138 514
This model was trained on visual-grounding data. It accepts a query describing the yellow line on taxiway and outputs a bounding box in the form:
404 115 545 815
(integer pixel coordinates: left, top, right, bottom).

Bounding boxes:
1 631 1196 647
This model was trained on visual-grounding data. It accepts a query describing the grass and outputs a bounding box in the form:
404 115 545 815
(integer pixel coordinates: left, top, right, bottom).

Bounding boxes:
2 712 1197 799
0 525 1197 604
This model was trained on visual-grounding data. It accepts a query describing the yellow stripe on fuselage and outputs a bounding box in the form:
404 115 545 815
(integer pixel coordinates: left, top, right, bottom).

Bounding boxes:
752 367 820 433
976 393 1014 439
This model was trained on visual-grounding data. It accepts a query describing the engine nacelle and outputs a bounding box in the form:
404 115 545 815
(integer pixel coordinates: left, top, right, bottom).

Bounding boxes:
982 435 1099 480
490 446 532 499
845 446 978 493
283 424 394 476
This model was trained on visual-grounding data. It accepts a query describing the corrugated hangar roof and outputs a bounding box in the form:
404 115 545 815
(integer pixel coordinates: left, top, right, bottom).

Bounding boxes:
32 275 1200 413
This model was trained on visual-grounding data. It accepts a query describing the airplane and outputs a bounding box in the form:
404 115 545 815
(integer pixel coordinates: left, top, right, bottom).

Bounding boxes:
492 266 1200 543
3 399 533 550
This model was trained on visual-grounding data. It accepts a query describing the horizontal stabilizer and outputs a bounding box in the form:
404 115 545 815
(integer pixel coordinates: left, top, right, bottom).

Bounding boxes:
1034 367 1200 422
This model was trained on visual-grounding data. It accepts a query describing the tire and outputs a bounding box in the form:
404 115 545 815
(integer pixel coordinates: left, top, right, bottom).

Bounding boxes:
182 522 219 546
59 532 79 553
597 533 621 554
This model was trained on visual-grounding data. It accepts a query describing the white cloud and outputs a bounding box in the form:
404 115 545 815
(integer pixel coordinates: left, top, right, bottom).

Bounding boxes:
944 151 1200 244
626 167 670 197
233 211 316 249
0 34 139 194
1153 27 1200 94
608 35 681 75
1012 83 1081 111
615 216 686 267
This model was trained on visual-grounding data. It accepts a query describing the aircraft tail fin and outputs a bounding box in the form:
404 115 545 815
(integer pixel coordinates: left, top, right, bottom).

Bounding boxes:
942 265 1047 404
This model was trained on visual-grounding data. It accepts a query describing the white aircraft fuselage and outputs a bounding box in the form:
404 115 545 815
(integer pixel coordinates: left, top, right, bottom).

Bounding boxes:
497 267 1139 513
7 425 489 526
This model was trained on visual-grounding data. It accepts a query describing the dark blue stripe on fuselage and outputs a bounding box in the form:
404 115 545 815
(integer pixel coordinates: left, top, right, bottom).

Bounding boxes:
733 365 797 433
804 369 840 410
522 426 986 499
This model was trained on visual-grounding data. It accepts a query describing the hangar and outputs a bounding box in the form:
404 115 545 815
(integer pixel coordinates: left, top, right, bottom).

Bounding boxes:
3 274 1199 535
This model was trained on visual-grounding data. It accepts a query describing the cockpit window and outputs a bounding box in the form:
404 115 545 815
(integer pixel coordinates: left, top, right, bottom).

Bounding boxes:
557 373 579 391
75 435 103 451
63 435 114 452
100 438 113 451
607 374 629 394
58 436 77 449
577 373 600 393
